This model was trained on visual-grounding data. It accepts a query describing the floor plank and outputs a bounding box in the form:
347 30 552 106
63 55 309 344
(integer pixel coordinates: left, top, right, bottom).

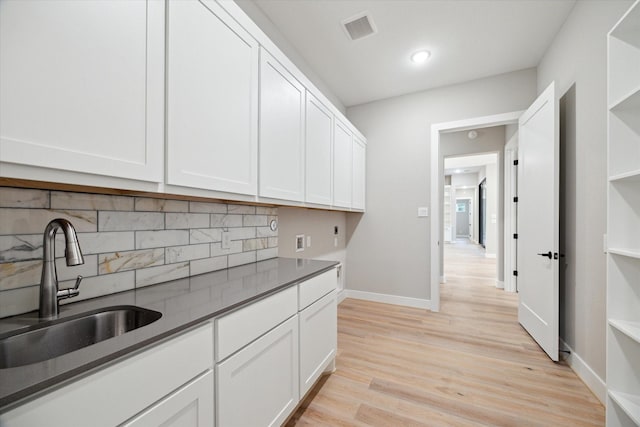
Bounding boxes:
287 239 604 426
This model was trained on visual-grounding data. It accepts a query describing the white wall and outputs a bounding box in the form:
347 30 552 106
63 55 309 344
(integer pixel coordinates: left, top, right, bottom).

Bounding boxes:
536 0 633 388
450 173 477 188
234 0 346 113
345 69 537 302
276 207 348 290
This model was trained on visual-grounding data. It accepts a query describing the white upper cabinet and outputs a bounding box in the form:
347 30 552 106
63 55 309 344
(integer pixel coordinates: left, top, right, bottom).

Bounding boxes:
166 0 258 196
352 137 366 211
305 92 333 205
333 120 353 208
259 49 306 202
0 0 164 182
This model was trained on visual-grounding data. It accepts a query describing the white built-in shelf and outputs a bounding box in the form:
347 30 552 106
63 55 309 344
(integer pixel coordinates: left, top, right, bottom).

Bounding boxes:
610 86 640 112
608 248 640 259
610 0 640 41
610 170 640 183
608 3 640 426
609 390 640 426
610 319 640 345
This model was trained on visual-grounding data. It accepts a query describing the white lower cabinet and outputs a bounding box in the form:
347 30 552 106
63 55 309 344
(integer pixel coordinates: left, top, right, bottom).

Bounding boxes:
216 315 299 427
123 370 214 427
299 291 337 397
1 269 339 427
0 324 213 427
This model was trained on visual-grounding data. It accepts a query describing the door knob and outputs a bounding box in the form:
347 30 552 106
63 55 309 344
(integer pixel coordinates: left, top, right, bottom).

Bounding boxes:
537 251 552 259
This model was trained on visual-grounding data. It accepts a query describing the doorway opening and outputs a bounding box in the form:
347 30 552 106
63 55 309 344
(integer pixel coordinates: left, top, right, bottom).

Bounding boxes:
443 152 500 292
430 111 522 312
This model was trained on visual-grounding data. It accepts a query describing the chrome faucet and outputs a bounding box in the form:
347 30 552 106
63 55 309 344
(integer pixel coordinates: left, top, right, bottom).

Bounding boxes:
39 218 85 319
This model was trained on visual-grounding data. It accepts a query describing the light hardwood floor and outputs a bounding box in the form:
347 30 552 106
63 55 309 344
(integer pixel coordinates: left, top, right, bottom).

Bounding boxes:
287 239 604 426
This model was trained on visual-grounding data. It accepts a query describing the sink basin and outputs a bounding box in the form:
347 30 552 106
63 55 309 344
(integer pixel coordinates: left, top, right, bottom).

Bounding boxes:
0 306 162 369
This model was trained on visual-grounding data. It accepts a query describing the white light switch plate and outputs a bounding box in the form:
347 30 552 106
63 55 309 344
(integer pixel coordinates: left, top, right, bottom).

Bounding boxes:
418 207 429 217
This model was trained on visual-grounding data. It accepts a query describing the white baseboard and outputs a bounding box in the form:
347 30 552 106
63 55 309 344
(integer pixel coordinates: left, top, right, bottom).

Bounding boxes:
495 280 504 289
485 253 497 259
344 289 431 310
337 289 347 304
560 339 606 404
440 275 446 284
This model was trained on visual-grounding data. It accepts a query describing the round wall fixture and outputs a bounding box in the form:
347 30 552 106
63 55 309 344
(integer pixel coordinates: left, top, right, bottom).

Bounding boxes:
467 130 478 140
269 219 278 232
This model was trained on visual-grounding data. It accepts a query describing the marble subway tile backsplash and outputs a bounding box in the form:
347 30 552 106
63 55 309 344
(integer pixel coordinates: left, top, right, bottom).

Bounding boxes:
0 187 278 318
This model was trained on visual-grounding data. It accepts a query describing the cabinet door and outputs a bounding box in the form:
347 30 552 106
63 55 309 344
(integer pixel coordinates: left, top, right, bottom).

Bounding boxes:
0 324 213 427
217 315 299 427
166 0 258 195
333 120 353 208
0 0 163 182
123 370 214 427
299 291 337 397
259 49 305 202
305 92 333 205
352 137 366 211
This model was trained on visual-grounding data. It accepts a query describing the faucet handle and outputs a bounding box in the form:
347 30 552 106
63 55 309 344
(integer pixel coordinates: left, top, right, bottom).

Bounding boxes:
57 275 82 301
73 275 83 290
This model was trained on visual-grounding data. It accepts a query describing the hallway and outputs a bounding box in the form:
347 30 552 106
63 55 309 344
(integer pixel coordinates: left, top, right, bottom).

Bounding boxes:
287 240 604 426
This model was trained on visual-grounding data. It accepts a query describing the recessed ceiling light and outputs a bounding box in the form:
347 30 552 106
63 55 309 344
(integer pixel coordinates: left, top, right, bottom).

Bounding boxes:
411 50 431 64
455 169 462 173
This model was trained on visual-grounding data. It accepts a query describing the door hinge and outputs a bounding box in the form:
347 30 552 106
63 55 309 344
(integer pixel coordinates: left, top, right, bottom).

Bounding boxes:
513 160 519 166
513 270 518 277
513 233 518 239
513 196 519 203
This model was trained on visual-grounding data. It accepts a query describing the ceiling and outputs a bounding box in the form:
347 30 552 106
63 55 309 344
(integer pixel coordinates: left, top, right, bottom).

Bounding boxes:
248 0 576 107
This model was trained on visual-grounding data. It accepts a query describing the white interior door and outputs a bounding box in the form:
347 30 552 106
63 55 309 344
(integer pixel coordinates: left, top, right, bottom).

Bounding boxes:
517 82 559 361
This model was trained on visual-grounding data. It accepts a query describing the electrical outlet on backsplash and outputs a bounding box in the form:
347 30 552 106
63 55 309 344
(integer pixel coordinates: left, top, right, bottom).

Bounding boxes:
0 187 278 318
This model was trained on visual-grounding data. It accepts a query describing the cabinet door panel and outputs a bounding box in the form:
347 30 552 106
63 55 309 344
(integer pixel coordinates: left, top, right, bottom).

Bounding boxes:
123 370 214 427
217 315 299 427
215 285 297 362
299 291 337 397
333 121 353 208
306 93 333 205
166 0 258 195
0 324 213 427
0 0 163 182
299 268 337 310
352 138 366 210
259 49 305 202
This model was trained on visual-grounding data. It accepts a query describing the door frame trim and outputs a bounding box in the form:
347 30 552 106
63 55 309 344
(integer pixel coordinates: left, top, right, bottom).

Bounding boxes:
430 111 523 312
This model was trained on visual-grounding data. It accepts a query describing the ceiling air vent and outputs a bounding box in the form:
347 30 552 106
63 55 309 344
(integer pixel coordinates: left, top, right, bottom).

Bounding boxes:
342 12 377 41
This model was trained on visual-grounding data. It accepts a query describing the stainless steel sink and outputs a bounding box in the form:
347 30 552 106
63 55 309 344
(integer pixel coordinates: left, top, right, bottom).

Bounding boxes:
0 306 162 369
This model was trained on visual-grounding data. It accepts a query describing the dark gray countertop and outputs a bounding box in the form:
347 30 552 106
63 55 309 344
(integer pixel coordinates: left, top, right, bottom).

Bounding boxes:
0 257 339 412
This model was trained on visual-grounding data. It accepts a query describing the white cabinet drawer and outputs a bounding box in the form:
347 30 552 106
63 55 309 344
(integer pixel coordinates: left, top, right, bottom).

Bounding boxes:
215 285 297 361
1 324 213 427
122 370 214 427
216 315 299 427
298 268 337 310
